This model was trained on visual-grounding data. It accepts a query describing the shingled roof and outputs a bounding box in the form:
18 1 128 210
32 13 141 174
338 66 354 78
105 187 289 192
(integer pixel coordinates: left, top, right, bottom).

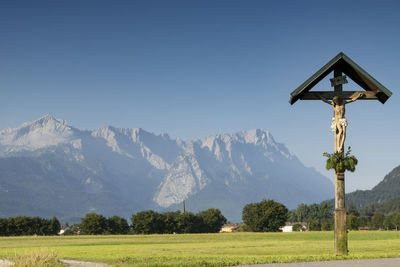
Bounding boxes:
289 52 392 104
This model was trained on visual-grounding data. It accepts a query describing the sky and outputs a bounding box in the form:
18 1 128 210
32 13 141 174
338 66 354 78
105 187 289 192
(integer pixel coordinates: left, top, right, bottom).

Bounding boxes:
0 0 399 193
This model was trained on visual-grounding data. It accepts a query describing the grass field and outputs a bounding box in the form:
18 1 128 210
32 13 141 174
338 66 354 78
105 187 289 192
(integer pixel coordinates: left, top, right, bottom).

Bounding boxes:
1 231 400 266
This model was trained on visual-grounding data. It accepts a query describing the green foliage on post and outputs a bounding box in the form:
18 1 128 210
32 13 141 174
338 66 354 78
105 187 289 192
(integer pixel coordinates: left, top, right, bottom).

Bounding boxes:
242 199 288 232
323 146 358 172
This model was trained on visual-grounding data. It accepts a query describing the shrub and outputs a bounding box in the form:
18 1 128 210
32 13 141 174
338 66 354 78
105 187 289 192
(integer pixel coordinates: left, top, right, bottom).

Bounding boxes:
242 199 288 232
197 208 227 233
107 216 130 234
80 213 107 235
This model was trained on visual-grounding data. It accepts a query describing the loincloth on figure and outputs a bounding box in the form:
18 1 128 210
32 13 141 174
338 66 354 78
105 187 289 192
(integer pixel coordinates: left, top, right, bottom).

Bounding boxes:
331 117 348 132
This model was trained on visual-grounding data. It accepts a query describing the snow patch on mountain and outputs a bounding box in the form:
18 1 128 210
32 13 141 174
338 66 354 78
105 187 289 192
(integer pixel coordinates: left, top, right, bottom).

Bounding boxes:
0 115 74 152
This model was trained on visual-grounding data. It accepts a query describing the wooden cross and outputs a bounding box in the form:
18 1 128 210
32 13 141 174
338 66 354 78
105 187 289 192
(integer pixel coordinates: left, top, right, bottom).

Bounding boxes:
290 52 392 256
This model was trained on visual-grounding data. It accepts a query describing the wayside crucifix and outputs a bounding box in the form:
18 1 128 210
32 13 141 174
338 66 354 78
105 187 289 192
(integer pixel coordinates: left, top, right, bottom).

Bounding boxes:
289 52 392 256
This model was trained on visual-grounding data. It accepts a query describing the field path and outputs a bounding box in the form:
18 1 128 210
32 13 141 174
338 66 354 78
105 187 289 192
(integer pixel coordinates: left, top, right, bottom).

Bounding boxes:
60 259 109 267
0 259 13 266
238 258 400 267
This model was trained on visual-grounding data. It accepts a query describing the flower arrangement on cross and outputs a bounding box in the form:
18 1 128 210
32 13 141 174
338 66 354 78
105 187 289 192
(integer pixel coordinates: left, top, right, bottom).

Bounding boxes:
323 146 358 173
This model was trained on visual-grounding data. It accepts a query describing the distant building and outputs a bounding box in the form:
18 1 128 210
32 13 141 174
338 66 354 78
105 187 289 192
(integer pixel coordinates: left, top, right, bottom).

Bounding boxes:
220 223 241 233
58 227 67 235
281 222 307 232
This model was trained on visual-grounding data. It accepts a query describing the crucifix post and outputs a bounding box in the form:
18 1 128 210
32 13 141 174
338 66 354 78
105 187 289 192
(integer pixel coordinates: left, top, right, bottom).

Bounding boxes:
333 68 347 256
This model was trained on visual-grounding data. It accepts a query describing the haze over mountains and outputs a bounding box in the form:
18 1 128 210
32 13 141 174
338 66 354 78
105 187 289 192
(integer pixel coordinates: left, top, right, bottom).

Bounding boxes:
0 115 333 222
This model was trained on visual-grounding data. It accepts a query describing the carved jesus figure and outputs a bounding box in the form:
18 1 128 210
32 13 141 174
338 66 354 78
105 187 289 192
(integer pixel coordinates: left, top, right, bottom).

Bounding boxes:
319 92 364 152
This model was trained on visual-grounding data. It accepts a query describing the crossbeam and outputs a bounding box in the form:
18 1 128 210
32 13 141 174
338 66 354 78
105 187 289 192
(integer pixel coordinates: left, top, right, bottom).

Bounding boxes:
300 91 378 100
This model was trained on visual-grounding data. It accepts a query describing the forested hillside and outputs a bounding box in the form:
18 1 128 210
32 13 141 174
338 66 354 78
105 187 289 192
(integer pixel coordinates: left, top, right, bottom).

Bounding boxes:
346 165 400 213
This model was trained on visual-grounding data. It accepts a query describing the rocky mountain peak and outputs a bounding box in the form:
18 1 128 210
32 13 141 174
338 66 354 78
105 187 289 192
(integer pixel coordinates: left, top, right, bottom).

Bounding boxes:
0 114 73 151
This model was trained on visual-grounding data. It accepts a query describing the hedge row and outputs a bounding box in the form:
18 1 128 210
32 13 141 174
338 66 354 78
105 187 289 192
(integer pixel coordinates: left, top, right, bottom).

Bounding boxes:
0 216 60 236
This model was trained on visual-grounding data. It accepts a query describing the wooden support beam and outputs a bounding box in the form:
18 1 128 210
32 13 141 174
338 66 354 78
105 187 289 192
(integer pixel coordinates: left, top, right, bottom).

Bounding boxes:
333 69 348 256
300 91 378 100
335 171 347 256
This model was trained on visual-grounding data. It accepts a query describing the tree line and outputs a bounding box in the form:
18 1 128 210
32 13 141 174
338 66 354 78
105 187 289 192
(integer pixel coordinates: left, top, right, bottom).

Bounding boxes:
0 216 60 236
346 204 400 230
288 202 334 230
0 208 228 236
6 198 400 236
286 201 400 231
78 208 227 235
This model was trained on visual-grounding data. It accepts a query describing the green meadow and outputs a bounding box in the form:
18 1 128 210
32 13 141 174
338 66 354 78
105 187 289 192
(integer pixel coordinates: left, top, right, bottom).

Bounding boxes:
1 231 400 266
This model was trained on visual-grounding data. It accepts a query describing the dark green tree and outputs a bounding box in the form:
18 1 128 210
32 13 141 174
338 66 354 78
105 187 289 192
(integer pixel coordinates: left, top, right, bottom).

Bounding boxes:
383 213 395 230
371 213 385 230
47 217 61 235
307 204 321 220
242 199 288 232
296 204 309 222
393 211 400 230
107 216 130 234
347 202 360 216
0 218 9 236
131 210 165 234
80 213 107 235
162 211 181 234
197 208 227 233
287 210 298 222
359 216 371 228
347 214 360 230
321 218 334 231
12 216 31 235
177 212 200 233
318 202 334 219
308 219 321 231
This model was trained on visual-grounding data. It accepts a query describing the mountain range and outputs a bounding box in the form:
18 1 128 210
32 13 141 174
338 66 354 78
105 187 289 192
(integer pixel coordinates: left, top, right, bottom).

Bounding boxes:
0 115 333 223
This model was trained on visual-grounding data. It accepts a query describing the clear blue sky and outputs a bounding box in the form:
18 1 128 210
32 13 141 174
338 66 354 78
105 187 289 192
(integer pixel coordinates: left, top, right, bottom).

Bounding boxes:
1 0 399 192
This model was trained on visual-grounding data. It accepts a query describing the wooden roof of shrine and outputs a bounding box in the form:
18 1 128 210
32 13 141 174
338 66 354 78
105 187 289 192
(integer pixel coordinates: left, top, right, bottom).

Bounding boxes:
289 52 392 105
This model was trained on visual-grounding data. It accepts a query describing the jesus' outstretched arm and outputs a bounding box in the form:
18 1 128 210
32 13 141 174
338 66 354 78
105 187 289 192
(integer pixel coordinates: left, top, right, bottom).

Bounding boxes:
345 92 365 104
317 93 332 105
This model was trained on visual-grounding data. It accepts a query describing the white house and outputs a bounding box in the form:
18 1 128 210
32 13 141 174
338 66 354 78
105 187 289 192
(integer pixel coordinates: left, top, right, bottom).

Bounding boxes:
280 222 307 232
